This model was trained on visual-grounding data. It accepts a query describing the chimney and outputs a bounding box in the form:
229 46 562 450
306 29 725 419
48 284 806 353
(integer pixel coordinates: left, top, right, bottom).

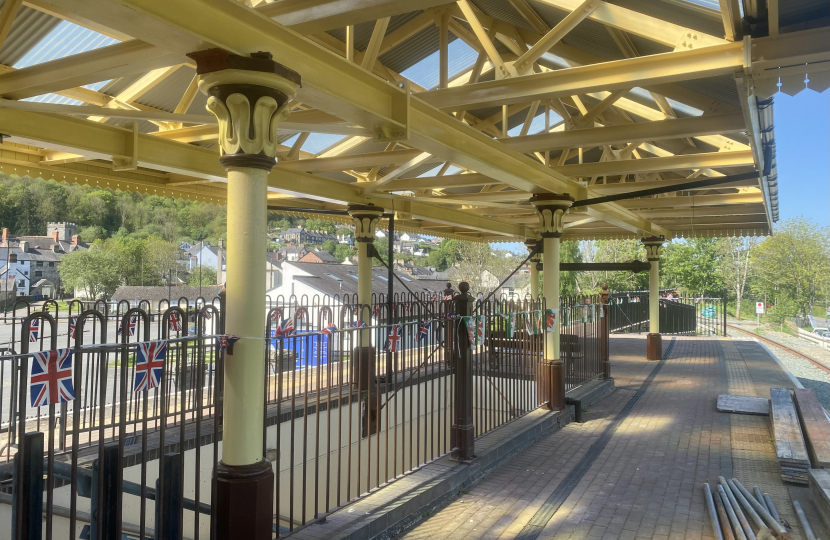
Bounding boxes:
71 235 80 245
19 241 29 253
1 228 7 246
51 229 59 241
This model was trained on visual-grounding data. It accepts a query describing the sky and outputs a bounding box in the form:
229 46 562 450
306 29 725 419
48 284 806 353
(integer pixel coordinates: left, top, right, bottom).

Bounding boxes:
771 91 830 228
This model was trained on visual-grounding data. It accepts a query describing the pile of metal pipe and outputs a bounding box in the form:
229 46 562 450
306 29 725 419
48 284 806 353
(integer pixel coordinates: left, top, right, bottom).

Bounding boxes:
701 477 819 540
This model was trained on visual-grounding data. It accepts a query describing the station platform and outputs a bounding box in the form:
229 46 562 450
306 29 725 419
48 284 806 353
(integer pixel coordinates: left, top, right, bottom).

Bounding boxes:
396 335 829 540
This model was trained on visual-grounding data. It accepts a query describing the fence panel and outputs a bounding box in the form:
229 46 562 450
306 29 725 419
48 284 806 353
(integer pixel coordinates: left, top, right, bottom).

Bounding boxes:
1 290 607 539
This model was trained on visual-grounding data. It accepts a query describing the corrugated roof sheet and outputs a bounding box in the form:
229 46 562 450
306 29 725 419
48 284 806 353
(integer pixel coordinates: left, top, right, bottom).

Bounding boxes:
13 20 118 68
0 2 61 66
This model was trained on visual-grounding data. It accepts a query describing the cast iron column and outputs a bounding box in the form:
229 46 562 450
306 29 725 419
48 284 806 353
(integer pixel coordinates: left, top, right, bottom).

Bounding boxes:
348 205 383 436
452 282 475 460
642 236 666 360
600 284 611 379
530 194 573 411
525 238 541 300
190 49 301 540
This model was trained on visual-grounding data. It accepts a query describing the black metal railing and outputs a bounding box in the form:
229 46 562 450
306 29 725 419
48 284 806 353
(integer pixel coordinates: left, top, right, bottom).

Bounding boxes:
1 290 608 539
607 291 726 336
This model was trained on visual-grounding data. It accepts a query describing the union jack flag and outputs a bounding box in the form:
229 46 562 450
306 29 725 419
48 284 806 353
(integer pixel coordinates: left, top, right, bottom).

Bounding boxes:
169 312 182 332
68 317 83 339
405 304 412 313
217 334 240 352
274 317 295 338
203 309 212 320
30 348 75 407
270 310 280 322
351 320 367 328
322 323 338 335
372 304 380 317
418 320 431 341
134 341 166 392
384 324 403 353
117 315 138 337
29 319 40 342
444 294 453 301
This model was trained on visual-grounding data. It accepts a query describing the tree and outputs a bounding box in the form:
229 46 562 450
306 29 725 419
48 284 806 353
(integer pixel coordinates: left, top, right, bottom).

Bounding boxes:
425 239 459 271
59 242 122 299
559 240 581 296
333 244 354 262
660 238 723 295
575 240 646 294
751 218 830 317
449 241 512 294
188 265 217 287
144 235 182 284
77 225 107 243
717 236 757 319
322 239 337 254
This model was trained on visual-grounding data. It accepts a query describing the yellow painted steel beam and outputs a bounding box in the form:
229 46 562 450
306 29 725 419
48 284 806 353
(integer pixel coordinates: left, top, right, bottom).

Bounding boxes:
25 0 668 237
552 150 754 177
639 204 766 218
533 0 729 49
382 173 497 191
256 0 449 34
589 177 758 194
0 40 187 101
419 42 745 110
273 149 430 173
617 192 764 209
502 113 747 152
0 155 229 203
651 214 768 226
0 108 527 238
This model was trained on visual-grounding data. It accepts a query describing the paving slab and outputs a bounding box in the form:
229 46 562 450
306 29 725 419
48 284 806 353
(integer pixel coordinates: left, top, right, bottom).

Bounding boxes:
399 335 829 540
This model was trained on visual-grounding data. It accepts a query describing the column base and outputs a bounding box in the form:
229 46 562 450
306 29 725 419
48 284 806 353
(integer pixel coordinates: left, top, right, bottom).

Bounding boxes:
546 361 566 411
214 460 274 540
451 423 475 461
646 333 662 361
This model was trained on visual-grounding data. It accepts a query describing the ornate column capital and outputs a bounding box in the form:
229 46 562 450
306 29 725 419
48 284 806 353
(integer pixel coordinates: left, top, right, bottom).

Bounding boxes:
641 236 666 261
189 49 301 172
348 204 384 242
524 238 542 262
530 193 574 238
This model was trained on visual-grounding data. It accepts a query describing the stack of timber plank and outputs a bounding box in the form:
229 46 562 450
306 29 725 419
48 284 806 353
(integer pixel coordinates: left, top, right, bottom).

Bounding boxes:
793 388 830 468
808 468 830 531
769 388 811 484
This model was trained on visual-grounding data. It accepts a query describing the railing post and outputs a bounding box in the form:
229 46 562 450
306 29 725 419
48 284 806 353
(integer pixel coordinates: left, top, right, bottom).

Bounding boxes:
91 444 119 540
722 289 727 336
600 285 611 380
13 432 43 540
156 453 184 540
451 282 475 461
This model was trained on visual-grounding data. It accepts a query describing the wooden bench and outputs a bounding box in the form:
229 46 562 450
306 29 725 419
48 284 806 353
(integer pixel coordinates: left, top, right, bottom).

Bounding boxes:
770 387 811 483
793 388 830 468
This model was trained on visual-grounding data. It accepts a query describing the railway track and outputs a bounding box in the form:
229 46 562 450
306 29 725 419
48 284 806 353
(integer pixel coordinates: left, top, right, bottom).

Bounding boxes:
727 323 830 375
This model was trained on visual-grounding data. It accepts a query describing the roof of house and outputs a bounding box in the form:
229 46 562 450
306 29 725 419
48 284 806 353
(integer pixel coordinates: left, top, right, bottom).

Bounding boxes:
302 249 339 263
111 285 223 302
3 236 88 255
287 262 450 299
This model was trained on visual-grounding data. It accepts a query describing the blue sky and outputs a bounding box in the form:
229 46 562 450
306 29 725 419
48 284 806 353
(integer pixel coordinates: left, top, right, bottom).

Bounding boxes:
772 91 830 228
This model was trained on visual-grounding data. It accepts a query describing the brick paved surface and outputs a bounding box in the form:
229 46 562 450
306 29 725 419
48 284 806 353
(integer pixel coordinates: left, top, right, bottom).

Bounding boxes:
400 335 808 540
